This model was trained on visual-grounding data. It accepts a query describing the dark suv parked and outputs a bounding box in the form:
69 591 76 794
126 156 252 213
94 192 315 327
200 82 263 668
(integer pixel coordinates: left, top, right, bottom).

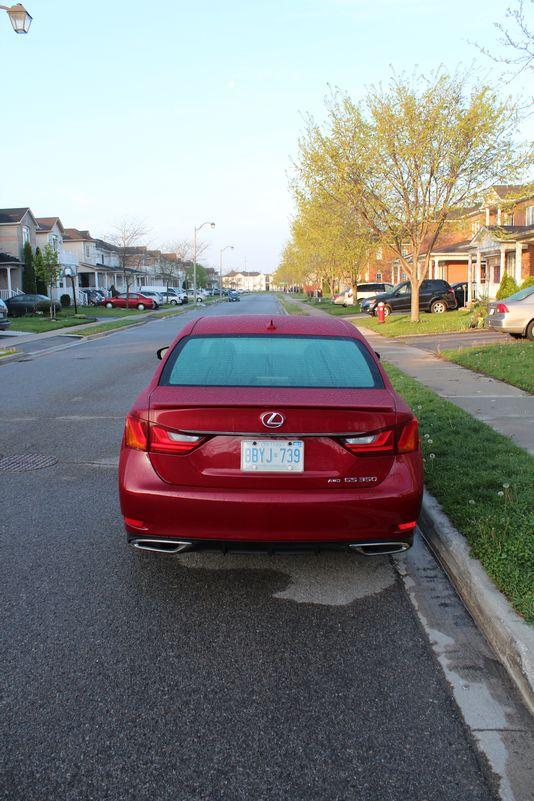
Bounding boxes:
363 280 457 316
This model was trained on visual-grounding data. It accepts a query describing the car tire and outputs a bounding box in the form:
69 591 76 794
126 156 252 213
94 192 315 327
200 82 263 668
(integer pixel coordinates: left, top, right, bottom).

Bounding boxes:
383 304 392 317
137 303 145 311
526 320 534 341
431 300 447 314
105 302 113 309
170 299 178 306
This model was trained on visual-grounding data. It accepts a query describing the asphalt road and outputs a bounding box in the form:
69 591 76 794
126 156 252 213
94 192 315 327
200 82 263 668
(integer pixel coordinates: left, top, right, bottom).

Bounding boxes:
0 293 520 801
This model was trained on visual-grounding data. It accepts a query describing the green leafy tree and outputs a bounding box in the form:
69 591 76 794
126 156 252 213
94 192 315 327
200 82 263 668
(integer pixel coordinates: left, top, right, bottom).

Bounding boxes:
22 241 36 294
496 274 519 299
185 263 207 289
34 244 61 317
520 275 534 290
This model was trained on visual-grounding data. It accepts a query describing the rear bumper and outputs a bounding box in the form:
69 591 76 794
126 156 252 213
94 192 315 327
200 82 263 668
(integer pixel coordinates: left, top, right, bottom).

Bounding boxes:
119 450 423 544
486 316 524 334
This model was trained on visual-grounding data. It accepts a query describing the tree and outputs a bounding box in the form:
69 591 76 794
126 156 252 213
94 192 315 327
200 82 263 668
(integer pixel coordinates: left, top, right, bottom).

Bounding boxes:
22 241 36 294
107 219 148 303
295 71 531 320
185 263 207 289
476 0 534 76
164 238 210 290
34 244 61 318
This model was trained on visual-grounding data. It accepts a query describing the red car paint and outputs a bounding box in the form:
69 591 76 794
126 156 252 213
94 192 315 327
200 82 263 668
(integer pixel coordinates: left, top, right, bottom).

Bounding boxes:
102 293 156 309
119 315 423 552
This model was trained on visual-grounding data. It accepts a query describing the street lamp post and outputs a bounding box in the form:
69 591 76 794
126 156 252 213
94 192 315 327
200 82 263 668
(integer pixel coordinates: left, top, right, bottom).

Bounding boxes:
193 221 215 302
63 266 78 315
219 245 234 296
1 3 32 33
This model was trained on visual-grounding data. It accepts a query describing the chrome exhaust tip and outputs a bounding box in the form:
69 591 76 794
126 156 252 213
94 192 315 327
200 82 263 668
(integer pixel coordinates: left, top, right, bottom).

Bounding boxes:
129 538 193 555
348 541 412 556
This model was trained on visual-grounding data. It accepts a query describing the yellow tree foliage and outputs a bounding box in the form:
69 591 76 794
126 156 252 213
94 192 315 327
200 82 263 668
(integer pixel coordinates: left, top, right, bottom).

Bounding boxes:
293 71 531 320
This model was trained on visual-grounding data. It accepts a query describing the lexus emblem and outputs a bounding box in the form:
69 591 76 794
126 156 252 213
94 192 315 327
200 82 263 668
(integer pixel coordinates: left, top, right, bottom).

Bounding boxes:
260 411 285 429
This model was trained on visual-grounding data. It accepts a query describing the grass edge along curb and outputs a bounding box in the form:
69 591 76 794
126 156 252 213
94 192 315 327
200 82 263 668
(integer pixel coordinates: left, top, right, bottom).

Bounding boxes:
351 309 473 337
419 490 534 716
442 342 534 395
384 361 534 623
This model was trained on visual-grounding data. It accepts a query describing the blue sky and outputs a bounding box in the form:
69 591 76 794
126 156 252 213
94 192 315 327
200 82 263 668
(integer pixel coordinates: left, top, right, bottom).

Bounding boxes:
1 0 531 272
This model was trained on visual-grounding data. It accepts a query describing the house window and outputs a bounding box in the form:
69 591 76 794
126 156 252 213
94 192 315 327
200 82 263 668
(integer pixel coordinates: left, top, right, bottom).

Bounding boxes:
376 272 383 282
526 206 534 226
376 247 383 260
471 221 481 236
22 225 30 245
503 212 514 226
493 265 501 284
84 243 91 258
401 246 409 257
401 272 407 280
49 235 58 250
506 252 515 273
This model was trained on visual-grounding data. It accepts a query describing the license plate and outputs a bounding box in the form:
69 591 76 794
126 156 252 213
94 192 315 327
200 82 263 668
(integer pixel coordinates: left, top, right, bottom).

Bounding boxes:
240 440 304 472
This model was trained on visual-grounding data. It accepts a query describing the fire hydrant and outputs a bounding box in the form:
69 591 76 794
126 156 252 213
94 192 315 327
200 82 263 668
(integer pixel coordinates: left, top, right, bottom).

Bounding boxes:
376 301 386 324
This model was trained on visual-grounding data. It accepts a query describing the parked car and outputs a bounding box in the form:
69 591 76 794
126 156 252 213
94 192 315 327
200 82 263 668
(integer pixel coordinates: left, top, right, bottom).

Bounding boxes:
139 286 184 305
186 290 205 303
0 298 10 330
333 289 355 306
451 282 477 308
356 282 394 300
82 288 107 306
227 290 240 302
119 314 423 555
363 280 457 316
5 293 62 317
135 289 164 309
102 293 156 311
487 285 534 340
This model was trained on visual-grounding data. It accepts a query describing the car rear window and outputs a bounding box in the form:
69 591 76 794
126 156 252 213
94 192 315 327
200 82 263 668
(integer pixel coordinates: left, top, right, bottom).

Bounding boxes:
160 335 383 389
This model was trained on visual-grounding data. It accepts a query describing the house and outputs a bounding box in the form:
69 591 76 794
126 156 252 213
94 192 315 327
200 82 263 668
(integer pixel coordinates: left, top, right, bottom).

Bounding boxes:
222 271 271 292
0 207 38 297
362 185 534 298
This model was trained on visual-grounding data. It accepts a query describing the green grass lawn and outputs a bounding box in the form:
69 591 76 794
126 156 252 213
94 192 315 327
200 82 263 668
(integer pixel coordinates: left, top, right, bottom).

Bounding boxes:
76 318 149 337
0 348 17 359
442 341 534 394
277 294 310 315
8 314 98 333
76 305 147 318
313 299 362 316
355 309 473 337
385 362 534 621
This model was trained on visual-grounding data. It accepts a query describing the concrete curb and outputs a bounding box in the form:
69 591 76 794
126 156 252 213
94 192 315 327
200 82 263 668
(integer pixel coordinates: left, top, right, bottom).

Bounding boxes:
419 489 534 716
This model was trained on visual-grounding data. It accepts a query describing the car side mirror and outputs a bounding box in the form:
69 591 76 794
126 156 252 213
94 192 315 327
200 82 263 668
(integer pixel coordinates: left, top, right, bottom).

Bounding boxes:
157 346 169 360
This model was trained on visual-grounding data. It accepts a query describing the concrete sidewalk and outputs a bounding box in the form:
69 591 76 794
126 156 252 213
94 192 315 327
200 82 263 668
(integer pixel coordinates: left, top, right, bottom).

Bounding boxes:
287 297 534 453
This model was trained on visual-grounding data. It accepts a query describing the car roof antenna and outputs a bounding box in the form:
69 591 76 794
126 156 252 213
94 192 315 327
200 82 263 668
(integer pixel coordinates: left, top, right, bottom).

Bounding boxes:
267 319 277 331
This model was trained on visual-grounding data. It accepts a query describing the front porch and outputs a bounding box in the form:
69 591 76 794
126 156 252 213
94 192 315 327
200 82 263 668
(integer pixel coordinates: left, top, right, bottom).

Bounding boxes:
0 260 22 299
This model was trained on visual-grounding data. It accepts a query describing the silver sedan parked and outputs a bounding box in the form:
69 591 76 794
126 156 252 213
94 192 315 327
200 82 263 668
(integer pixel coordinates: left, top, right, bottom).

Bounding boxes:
487 285 534 340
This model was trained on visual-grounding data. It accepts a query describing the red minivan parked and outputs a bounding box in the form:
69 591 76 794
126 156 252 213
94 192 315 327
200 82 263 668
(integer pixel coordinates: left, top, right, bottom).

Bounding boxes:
119 315 423 555
103 292 156 311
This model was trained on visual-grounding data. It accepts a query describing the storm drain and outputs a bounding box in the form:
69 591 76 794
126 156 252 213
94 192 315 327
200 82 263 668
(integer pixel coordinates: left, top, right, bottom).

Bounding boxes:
0 454 58 472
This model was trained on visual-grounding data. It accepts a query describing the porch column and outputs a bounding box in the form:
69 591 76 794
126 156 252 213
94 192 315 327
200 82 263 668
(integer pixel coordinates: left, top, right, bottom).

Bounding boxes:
485 207 490 226
475 250 481 292
515 242 523 284
94 271 99 289
497 206 502 225
500 245 506 282
7 267 12 292
467 255 473 303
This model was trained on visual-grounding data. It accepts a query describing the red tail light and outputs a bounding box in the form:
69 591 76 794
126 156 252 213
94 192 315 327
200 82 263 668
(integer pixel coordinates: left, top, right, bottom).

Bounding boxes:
496 303 509 313
150 425 205 454
124 416 205 454
342 430 395 454
124 414 149 451
397 419 419 453
341 419 419 456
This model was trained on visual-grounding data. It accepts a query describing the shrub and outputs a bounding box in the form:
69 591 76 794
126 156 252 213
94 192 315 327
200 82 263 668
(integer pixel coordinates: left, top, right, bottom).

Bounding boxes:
495 274 518 300
519 275 534 291
60 294 71 307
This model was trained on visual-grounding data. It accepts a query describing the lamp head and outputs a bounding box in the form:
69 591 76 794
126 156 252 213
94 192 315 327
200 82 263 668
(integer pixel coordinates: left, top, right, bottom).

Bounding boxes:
7 4 32 34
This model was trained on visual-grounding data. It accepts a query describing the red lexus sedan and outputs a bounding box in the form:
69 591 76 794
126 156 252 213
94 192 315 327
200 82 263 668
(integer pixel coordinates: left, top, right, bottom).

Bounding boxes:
119 315 423 555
